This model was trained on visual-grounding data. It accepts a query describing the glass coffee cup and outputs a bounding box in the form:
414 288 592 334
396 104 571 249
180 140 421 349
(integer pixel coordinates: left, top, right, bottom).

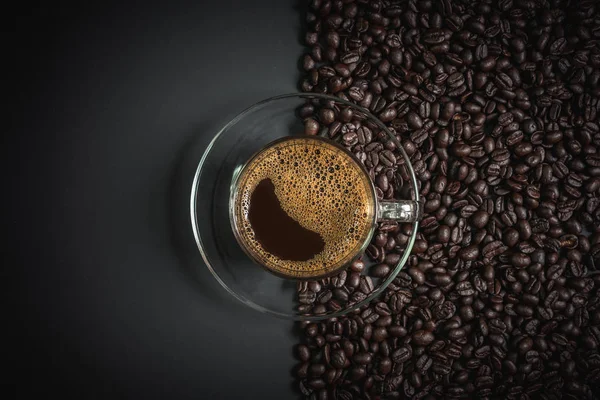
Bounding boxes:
230 135 421 280
191 93 422 320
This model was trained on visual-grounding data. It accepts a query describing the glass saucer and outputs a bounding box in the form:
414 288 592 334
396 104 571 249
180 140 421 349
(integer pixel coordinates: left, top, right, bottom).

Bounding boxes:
190 93 420 320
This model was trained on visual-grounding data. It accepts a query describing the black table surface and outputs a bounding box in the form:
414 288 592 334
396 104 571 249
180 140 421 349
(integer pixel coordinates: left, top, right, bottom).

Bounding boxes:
9 1 306 398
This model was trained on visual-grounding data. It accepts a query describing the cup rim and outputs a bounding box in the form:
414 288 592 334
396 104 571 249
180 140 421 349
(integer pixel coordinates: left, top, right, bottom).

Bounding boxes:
229 135 379 280
190 92 421 321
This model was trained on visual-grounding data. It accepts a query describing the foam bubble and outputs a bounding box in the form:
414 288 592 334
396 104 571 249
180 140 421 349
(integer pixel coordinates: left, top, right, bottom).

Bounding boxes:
234 137 376 278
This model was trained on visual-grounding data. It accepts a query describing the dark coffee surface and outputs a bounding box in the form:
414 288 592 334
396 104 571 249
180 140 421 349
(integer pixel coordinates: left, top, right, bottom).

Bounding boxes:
233 137 376 279
248 178 325 261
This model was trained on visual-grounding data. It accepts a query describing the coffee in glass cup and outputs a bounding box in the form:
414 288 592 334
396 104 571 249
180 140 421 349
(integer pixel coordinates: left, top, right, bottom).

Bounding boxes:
230 136 420 279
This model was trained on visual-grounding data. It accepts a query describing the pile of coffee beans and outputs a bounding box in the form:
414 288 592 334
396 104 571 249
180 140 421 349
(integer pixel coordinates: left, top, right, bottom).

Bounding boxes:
294 0 600 399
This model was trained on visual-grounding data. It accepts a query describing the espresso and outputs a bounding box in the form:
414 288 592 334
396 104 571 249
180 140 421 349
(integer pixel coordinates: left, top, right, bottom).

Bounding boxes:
232 137 376 278
248 178 326 261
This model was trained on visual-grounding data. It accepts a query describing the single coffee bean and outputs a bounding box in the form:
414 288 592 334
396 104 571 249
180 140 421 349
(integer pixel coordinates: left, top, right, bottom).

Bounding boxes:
510 252 531 268
297 345 311 362
412 330 435 346
391 346 412 364
459 244 479 261
471 210 489 228
370 263 390 278
350 259 364 272
304 118 320 135
451 143 472 157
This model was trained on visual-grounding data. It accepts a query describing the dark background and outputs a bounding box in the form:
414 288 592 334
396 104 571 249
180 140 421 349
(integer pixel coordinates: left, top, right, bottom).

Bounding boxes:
9 1 306 398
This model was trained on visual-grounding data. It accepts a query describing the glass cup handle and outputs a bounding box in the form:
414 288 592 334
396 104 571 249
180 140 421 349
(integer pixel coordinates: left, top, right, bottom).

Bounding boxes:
377 200 423 223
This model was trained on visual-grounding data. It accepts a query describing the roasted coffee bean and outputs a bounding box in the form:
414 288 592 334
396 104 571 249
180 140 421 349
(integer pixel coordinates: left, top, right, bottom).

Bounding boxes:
510 253 531 268
379 150 396 167
412 330 435 346
482 241 507 260
471 210 489 228
459 245 479 261
297 345 311 362
371 263 390 278
391 346 412 364
304 118 320 135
